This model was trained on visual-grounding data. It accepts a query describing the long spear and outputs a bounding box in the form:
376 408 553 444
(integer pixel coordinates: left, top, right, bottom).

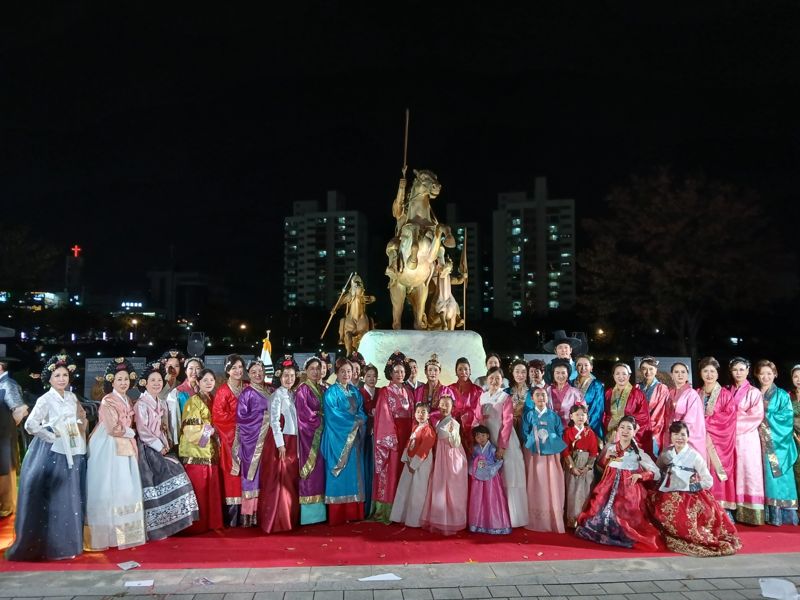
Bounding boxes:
402 108 410 178
460 229 468 330
320 272 355 339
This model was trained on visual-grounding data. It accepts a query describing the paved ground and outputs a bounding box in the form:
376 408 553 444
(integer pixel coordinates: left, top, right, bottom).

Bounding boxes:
1 552 798 600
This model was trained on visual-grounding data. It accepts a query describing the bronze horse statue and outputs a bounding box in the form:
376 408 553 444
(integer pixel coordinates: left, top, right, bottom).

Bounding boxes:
385 170 455 330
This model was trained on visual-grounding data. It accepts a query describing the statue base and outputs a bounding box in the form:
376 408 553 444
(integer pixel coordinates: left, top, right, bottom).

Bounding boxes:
358 330 486 386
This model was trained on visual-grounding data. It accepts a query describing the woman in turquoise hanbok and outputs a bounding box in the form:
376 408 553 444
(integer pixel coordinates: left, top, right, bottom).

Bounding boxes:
755 360 798 526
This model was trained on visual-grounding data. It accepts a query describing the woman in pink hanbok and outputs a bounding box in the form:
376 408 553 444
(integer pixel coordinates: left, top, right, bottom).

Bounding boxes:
371 352 414 523
421 389 467 535
729 357 765 525
663 362 706 461
448 358 482 455
697 357 737 513
547 360 584 428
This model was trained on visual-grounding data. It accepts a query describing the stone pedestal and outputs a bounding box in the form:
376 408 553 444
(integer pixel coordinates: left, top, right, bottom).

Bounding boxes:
358 330 486 386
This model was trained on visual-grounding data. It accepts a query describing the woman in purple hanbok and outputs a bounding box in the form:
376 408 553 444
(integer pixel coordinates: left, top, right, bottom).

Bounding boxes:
296 356 327 525
234 359 273 527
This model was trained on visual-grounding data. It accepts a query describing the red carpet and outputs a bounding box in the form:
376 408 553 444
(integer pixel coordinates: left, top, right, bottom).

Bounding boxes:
1 516 799 571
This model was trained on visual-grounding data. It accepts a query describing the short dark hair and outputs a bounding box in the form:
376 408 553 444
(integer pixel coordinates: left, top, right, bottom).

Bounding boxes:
669 420 689 435
698 356 720 372
472 425 490 438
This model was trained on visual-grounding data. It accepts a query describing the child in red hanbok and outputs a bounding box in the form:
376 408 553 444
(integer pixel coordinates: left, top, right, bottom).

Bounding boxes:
421 390 467 535
390 403 436 527
469 425 512 534
562 404 599 528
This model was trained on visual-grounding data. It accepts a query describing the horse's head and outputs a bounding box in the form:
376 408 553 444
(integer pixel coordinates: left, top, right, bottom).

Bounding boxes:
411 169 441 199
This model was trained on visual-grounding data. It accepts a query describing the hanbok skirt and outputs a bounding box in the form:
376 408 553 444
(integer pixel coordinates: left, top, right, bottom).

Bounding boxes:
258 432 300 533
5 438 86 561
362 430 374 517
525 452 565 533
469 474 512 534
420 440 467 535
84 427 146 550
565 469 594 529
182 462 223 534
575 468 660 550
137 441 199 540
390 455 433 527
648 489 742 556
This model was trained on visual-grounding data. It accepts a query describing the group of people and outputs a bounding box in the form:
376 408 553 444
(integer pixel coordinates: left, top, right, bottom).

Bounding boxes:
2 328 799 561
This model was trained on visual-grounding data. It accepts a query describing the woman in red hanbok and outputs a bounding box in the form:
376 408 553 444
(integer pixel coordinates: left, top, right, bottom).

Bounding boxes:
259 359 300 533
415 354 446 416
575 416 661 549
371 352 414 523
648 420 741 556
603 363 653 456
638 356 670 455
448 357 482 455
212 353 245 526
697 357 737 513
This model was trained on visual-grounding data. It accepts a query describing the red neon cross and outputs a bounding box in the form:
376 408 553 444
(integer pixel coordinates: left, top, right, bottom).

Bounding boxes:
71 245 82 258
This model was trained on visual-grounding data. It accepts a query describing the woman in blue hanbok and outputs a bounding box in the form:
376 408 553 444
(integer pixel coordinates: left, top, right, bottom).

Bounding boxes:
321 358 367 525
573 355 605 443
755 360 798 526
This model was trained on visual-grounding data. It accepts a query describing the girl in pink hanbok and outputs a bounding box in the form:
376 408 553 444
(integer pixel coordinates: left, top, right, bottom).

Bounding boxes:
469 425 512 534
421 390 467 535
663 362 706 461
729 357 765 525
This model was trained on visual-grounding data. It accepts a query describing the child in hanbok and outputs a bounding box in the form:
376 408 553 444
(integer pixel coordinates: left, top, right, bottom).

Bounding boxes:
576 415 662 550
421 390 468 535
391 403 436 527
523 387 566 533
562 404 599 528
469 425 512 534
648 421 742 556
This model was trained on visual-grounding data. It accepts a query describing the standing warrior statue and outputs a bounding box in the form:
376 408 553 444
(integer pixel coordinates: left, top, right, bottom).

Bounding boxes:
427 254 467 331
330 274 376 356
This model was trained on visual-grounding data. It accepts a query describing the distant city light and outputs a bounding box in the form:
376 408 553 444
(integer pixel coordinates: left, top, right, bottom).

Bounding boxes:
121 301 143 308
239 323 247 330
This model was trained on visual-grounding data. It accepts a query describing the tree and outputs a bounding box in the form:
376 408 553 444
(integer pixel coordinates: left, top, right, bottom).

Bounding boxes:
580 169 796 358
0 225 61 290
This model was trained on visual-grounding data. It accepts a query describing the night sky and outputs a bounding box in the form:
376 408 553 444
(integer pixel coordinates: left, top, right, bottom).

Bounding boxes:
3 2 799 309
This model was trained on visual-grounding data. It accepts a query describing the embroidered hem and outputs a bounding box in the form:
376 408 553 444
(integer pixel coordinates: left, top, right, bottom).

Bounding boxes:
325 494 363 504
299 494 324 505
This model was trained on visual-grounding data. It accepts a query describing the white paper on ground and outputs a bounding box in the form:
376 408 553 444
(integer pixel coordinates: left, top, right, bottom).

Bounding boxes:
759 578 800 600
358 574 402 582
117 561 140 570
124 580 154 587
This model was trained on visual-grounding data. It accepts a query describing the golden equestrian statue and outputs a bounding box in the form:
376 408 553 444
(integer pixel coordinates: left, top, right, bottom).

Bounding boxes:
385 169 456 330
321 273 376 355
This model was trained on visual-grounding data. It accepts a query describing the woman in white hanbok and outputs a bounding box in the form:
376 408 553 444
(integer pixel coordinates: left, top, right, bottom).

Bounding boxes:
474 366 529 528
85 358 146 550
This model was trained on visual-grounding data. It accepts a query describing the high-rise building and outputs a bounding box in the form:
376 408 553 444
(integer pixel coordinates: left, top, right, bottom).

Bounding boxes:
492 177 576 320
284 191 368 308
444 204 481 320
